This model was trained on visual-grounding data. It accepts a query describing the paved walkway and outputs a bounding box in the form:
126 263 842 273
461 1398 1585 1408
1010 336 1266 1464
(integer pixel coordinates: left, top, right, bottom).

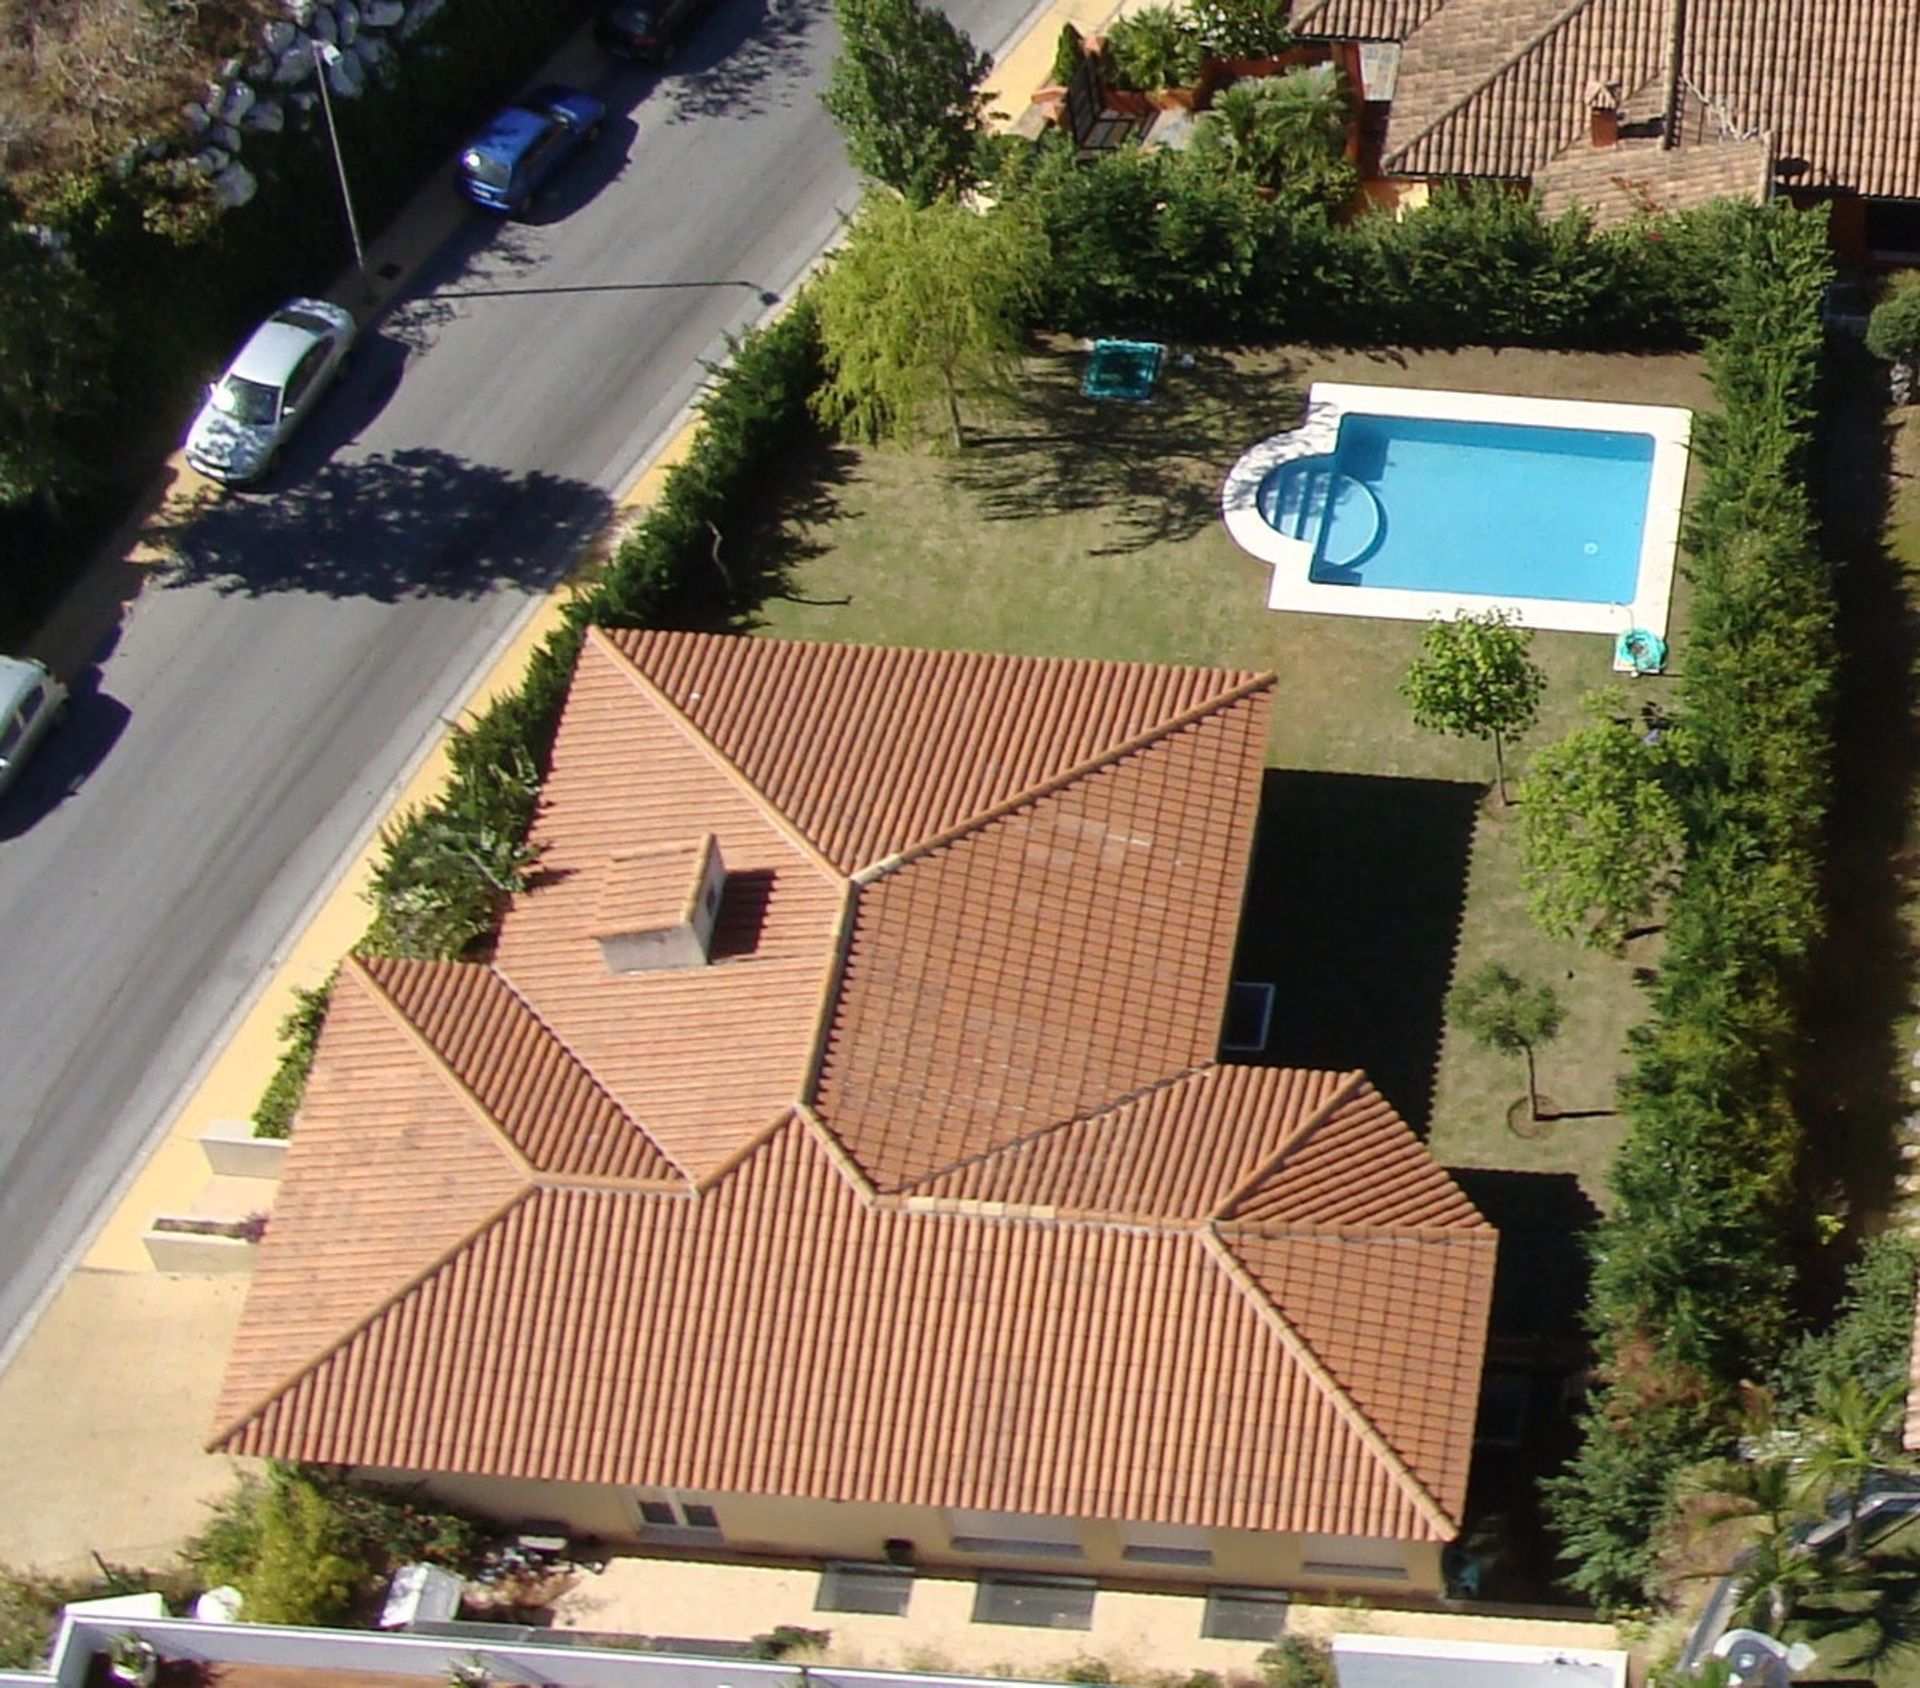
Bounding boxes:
552 1557 1619 1679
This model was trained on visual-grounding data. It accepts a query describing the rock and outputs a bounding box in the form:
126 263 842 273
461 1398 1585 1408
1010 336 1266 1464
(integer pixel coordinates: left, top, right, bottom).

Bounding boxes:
283 0 316 23
271 36 316 82
242 97 286 132
361 0 404 24
247 51 274 79
335 0 359 42
353 33 393 68
211 162 258 209
288 88 318 112
310 5 338 44
221 54 246 77
399 0 445 37
190 146 232 178
262 18 297 50
208 121 241 152
219 81 257 124
182 100 212 133
325 47 367 96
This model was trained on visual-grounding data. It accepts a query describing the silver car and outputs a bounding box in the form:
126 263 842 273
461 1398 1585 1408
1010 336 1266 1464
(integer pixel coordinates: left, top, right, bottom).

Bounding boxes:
184 298 358 485
0 656 68 797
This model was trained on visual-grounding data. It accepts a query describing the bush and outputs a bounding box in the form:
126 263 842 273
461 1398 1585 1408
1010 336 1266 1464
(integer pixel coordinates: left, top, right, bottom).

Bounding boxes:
1867 272 1920 366
1258 1638 1335 1688
1770 1231 1920 1420
252 978 334 1139
746 1625 831 1660
186 1469 485 1626
1544 200 1836 1613
1101 5 1205 91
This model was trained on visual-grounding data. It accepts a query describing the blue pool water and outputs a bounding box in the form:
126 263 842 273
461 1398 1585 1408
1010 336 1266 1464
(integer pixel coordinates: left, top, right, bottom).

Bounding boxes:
1256 413 1655 602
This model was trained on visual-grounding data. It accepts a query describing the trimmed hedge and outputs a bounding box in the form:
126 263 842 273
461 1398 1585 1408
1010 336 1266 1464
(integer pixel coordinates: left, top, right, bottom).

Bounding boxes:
1543 202 1836 1612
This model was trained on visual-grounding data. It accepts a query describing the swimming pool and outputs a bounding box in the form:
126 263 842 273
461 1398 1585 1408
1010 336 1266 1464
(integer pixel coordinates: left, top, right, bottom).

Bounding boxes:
1222 384 1693 642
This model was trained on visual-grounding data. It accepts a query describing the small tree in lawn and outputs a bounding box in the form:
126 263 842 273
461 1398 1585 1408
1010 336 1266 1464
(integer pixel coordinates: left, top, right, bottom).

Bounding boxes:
1867 273 1920 371
1403 608 1546 804
1518 694 1686 949
811 194 1039 451
822 0 991 207
1447 962 1564 1123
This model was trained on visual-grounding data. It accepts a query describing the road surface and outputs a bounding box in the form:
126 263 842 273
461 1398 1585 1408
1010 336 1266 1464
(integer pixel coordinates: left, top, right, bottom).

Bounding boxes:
0 0 1037 1363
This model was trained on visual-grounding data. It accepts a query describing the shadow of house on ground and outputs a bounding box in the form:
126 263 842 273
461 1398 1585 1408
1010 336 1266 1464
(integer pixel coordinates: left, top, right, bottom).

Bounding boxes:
952 346 1313 556
1450 1168 1599 1605
1228 767 1479 1136
148 449 612 602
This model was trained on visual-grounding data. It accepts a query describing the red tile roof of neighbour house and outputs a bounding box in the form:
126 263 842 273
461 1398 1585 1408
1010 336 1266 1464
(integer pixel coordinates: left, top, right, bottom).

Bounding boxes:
1296 0 1920 206
213 630 1497 1544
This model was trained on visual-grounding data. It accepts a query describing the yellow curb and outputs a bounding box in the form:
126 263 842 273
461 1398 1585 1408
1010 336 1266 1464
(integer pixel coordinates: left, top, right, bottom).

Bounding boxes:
981 0 1132 126
83 412 705 1274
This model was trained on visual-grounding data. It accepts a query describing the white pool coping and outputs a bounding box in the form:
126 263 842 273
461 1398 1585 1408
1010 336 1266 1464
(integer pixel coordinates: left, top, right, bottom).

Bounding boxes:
1221 382 1693 644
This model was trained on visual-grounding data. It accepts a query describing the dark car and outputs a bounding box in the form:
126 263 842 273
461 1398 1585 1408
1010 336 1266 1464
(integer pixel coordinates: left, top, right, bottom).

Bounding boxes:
458 85 607 214
596 0 713 62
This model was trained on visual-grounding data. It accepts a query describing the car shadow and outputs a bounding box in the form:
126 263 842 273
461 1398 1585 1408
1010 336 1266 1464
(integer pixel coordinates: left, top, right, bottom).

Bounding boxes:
518 113 641 226
0 662 131 840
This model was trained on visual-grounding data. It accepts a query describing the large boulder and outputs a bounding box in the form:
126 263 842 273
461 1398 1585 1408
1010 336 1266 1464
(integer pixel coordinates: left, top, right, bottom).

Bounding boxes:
181 100 212 133
261 19 297 51
399 0 446 38
309 5 338 45
324 46 367 96
242 97 286 132
361 0 405 25
218 80 257 125
211 163 259 209
271 35 317 82
283 0 316 24
335 0 359 43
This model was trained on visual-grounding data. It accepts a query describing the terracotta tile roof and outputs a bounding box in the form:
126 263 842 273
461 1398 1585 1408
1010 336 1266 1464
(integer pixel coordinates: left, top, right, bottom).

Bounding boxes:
215 632 1497 1545
817 693 1271 1192
1534 132 1772 223
1290 0 1446 40
1360 0 1920 202
591 838 716 942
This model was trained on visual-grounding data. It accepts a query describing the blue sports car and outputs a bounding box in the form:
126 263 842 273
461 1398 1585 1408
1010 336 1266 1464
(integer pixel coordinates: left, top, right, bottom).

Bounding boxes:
458 85 607 214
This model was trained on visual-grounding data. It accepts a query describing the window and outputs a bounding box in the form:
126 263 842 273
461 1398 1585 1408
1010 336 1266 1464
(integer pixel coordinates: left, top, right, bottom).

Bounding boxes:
1201 1588 1289 1642
972 1574 1096 1629
948 1508 1082 1559
283 344 330 410
630 1490 721 1535
1120 1521 1213 1567
815 1562 914 1616
1297 1535 1408 1582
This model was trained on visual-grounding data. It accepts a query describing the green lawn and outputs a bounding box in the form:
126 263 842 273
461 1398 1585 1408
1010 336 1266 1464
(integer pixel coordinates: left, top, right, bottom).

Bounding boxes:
743 340 1715 1206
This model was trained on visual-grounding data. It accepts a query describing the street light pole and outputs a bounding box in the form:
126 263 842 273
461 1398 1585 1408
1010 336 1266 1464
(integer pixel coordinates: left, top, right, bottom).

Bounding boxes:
312 41 369 291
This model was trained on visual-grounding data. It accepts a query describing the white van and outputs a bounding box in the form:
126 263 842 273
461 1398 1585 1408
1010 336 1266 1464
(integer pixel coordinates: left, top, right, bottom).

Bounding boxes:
0 656 67 796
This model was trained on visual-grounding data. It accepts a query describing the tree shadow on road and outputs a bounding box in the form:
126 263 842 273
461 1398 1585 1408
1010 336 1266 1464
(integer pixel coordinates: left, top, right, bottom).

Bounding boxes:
660 0 832 123
144 447 611 602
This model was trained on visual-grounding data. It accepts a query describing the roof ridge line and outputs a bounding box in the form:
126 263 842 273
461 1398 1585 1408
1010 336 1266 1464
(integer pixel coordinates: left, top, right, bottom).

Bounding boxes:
795 1102 878 1202
887 1062 1221 1197
350 956 537 1183
1383 0 1608 172
1209 1071 1371 1223
590 627 848 890
482 960 696 1186
209 1185 534 1452
1217 1217 1499 1244
1197 1224 1458 1538
690 1104 799 1193
852 672 1276 884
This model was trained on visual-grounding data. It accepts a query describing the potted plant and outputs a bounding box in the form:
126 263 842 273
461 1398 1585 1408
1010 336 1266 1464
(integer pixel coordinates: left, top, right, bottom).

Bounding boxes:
109 1636 159 1688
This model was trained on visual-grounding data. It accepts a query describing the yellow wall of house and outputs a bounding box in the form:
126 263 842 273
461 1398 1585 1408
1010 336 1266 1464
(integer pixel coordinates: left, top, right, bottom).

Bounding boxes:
358 1470 1445 1596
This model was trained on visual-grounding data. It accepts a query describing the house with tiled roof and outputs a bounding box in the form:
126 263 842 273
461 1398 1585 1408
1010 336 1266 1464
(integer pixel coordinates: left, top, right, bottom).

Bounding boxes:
211 629 1497 1595
1292 0 1920 252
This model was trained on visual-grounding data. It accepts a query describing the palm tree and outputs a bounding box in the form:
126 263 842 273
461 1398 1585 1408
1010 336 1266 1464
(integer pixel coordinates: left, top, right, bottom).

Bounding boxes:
1194 64 1352 202
1679 1457 1820 1634
1797 1376 1913 1556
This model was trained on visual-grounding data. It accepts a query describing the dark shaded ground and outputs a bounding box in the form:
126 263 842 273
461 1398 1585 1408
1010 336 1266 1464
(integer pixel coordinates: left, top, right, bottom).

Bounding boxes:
1792 340 1920 1305
1227 767 1480 1135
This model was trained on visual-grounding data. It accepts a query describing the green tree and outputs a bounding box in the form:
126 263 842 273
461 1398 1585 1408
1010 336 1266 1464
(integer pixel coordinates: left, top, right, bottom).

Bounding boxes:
1257 1637 1334 1688
1446 961 1564 1121
812 194 1039 451
1402 608 1546 802
0 188 112 509
1867 273 1920 367
1194 65 1353 206
1188 0 1292 58
1517 695 1686 949
1101 5 1204 91
822 0 991 206
1798 1376 1912 1556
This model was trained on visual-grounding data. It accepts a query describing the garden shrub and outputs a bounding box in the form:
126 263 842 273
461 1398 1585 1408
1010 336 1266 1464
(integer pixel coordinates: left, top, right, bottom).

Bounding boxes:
1770 1231 1920 1420
1866 272 1920 367
1101 5 1205 92
1543 200 1836 1613
251 978 333 1140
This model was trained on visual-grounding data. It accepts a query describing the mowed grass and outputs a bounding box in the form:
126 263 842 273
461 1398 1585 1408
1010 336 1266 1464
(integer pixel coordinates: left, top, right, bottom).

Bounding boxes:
744 341 1715 1204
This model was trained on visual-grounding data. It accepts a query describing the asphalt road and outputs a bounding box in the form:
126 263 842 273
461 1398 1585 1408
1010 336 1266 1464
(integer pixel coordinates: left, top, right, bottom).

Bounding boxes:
0 0 1039 1365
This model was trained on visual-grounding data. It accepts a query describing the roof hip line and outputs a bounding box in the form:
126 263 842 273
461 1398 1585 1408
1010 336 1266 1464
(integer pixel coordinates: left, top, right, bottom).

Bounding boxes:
1197 1224 1458 1538
1210 1070 1370 1222
590 626 849 888
852 672 1277 883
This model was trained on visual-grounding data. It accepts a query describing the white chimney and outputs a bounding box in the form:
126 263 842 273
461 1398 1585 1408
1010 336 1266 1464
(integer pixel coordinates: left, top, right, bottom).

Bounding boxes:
593 834 727 974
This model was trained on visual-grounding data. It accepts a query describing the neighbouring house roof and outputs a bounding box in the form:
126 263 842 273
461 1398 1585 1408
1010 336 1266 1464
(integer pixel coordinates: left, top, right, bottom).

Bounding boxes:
213 629 1496 1544
1295 0 1920 206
